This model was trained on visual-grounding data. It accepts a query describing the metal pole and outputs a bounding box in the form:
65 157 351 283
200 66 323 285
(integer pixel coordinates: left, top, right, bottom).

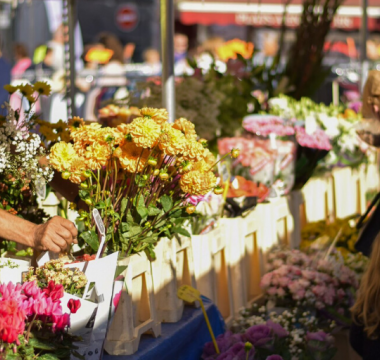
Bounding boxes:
360 0 368 93
160 0 175 123
63 0 76 118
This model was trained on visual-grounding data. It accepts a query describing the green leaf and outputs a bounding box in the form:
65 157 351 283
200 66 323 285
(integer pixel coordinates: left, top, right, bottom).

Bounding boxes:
148 206 161 216
160 195 173 213
124 225 142 238
142 235 158 244
105 197 112 207
172 227 191 237
120 198 128 215
78 190 89 199
137 206 148 220
29 338 57 351
79 230 99 252
169 209 182 218
121 222 130 232
96 201 106 209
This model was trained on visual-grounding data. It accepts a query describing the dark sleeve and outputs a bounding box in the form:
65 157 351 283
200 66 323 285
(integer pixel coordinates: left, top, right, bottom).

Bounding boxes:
349 322 364 356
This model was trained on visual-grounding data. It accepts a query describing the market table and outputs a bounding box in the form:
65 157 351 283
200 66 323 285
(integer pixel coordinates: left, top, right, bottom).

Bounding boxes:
103 297 225 360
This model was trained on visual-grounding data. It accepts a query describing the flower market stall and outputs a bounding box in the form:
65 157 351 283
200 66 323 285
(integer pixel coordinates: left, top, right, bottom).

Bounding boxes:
1 0 380 359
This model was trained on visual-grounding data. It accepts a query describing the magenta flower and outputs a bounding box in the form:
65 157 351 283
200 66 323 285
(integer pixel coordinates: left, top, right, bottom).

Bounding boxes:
266 355 284 360
245 325 274 348
266 320 288 338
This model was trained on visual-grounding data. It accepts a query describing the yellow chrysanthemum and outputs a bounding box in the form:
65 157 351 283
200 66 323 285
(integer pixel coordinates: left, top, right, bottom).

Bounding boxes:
68 117 84 132
140 107 168 125
3 84 17 94
128 117 161 148
49 142 77 172
114 142 149 173
193 160 210 172
173 118 197 140
181 139 205 161
158 123 186 156
18 84 34 96
33 81 51 96
201 148 216 167
180 170 217 195
71 123 103 156
84 142 112 170
98 127 124 146
39 125 58 142
69 157 87 184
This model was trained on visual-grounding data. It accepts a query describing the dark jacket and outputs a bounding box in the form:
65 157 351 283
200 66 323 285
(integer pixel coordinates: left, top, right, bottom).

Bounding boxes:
350 321 380 359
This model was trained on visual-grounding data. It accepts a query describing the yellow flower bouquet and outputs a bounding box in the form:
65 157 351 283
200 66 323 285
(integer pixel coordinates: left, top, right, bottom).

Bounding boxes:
49 108 226 257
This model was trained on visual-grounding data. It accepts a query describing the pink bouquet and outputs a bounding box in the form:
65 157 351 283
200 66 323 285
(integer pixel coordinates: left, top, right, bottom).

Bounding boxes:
242 115 295 137
261 249 358 326
0 281 79 358
295 127 332 151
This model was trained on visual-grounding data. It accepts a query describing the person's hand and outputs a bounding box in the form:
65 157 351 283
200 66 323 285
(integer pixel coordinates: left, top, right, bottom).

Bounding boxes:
31 216 78 253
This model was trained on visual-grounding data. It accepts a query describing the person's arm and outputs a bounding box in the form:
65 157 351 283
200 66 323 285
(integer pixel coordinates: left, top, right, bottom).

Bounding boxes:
0 209 77 253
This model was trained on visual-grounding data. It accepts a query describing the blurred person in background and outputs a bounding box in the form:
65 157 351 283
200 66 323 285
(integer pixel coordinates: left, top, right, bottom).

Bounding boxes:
174 33 189 63
123 43 136 64
174 33 194 75
143 48 161 75
47 24 66 72
97 32 126 87
11 43 32 78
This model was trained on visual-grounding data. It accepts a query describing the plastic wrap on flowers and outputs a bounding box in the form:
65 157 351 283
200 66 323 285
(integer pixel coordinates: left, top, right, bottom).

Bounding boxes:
242 115 297 195
292 127 331 190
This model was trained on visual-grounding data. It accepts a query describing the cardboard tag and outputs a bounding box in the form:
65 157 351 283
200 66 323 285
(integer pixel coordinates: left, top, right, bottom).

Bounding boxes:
177 285 201 303
92 209 105 236
35 177 46 199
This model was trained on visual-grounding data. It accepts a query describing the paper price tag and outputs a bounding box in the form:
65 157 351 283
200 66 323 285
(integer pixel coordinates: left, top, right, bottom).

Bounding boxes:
35 177 46 200
92 209 105 236
177 285 201 304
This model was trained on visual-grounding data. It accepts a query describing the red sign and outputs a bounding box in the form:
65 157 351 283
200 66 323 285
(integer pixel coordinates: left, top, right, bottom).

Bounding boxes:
180 11 380 31
116 5 139 32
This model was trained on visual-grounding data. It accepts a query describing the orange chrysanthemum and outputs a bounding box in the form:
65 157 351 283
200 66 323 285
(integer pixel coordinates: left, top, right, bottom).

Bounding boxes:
173 118 197 140
128 117 161 148
140 107 168 125
114 142 149 173
158 123 186 156
180 169 217 195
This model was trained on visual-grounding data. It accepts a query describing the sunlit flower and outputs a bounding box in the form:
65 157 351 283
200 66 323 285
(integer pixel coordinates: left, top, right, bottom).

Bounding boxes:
33 81 51 96
49 142 77 171
69 157 87 183
84 142 112 169
180 169 217 195
3 84 17 94
18 84 34 97
173 117 197 140
68 117 84 132
128 117 161 148
114 142 149 173
140 107 168 125
158 123 186 156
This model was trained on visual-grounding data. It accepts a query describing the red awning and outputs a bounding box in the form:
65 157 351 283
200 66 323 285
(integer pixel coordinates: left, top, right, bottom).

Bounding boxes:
178 1 380 30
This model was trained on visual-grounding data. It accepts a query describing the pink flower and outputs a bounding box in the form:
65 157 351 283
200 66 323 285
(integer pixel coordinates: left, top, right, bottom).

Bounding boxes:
267 287 278 296
22 281 40 298
52 313 70 333
278 277 290 287
277 288 286 297
295 126 332 151
43 281 64 302
260 274 272 289
67 299 81 314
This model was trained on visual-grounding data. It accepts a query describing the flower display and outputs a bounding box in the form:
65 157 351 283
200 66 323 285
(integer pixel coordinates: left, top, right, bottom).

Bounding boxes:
242 115 295 137
295 127 332 151
49 109 224 257
24 259 88 297
0 281 79 359
261 247 358 325
203 306 336 360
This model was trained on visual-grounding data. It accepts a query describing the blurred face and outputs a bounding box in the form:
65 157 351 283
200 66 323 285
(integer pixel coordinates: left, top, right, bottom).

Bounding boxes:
145 50 160 64
174 34 188 55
